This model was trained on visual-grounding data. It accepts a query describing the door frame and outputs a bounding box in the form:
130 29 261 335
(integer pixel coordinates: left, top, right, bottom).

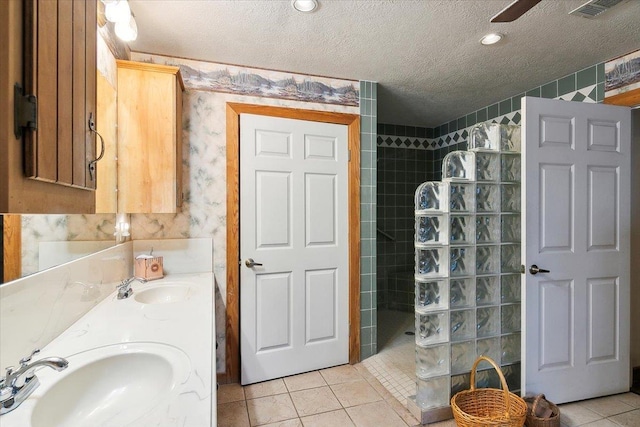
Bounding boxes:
224 102 361 384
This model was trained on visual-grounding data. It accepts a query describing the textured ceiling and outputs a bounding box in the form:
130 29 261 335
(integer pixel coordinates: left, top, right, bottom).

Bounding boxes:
129 0 640 127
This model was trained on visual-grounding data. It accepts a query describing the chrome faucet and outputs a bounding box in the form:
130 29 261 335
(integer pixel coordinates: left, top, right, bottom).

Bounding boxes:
117 276 147 299
0 349 68 415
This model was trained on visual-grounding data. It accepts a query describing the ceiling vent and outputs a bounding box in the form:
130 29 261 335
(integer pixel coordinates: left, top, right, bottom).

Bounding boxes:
569 0 629 18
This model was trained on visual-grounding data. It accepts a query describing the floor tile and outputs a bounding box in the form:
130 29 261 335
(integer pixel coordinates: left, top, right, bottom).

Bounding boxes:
260 419 304 427
300 409 356 427
244 378 288 399
559 402 603 427
331 379 383 407
218 383 246 404
320 364 363 385
246 394 299 426
284 371 327 392
217 400 250 427
581 420 622 427
609 409 640 427
580 395 636 417
616 393 640 409
346 401 408 427
290 386 342 417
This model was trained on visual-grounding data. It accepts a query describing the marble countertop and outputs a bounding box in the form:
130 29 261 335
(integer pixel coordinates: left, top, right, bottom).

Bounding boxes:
1 272 215 427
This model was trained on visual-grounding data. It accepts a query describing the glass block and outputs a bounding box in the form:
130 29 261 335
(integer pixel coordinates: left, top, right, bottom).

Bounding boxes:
450 278 475 308
450 215 474 245
476 215 500 244
501 184 521 213
450 309 475 342
501 214 521 243
416 344 450 379
443 151 475 182
470 123 500 152
500 153 521 182
449 183 475 212
476 184 500 213
475 367 502 389
500 125 521 153
451 373 471 396
500 244 521 274
501 303 521 334
476 306 500 338
415 279 449 313
501 333 521 364
416 312 449 346
416 247 449 278
475 152 500 182
416 376 450 410
451 340 475 374
415 215 448 246
476 275 500 305
415 182 449 213
476 246 500 275
477 337 501 366
502 363 521 392
451 246 475 277
501 274 521 303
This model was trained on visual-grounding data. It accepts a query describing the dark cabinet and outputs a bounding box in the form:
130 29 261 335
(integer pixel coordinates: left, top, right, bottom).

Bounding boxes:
1 0 97 213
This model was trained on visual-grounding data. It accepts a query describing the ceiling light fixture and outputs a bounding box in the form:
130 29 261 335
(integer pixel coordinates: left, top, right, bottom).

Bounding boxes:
480 32 504 46
104 0 131 23
292 0 318 13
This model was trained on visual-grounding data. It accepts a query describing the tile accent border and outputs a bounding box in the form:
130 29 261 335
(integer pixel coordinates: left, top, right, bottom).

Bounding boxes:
131 52 359 107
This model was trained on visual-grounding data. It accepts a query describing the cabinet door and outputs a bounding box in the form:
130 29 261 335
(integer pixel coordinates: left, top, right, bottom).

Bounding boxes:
117 61 183 213
23 0 97 190
0 0 95 213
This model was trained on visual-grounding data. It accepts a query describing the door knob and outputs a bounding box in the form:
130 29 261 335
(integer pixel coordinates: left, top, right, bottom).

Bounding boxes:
529 264 550 275
245 258 263 268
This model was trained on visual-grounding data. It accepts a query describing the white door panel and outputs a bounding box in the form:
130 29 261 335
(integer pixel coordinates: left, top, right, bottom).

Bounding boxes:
522 97 630 403
240 114 349 385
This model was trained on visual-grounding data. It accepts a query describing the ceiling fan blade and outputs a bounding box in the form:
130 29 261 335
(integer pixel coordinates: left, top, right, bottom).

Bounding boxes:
490 0 542 22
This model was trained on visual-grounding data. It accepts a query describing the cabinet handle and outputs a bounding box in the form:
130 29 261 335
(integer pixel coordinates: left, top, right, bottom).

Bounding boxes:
87 112 105 181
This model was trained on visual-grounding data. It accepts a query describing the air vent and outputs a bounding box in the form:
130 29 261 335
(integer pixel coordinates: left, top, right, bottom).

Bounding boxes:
569 0 628 18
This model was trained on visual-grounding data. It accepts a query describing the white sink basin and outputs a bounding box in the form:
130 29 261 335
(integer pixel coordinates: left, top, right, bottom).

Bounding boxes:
29 343 190 427
133 283 195 304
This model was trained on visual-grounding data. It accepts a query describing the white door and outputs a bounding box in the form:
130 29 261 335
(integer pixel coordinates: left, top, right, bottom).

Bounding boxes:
522 96 631 403
239 113 349 385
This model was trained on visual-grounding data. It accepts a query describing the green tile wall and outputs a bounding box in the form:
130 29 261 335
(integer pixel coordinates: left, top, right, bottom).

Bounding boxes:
360 81 377 359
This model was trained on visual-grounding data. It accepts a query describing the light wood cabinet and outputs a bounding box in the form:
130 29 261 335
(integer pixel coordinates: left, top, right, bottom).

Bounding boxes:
116 60 184 213
0 0 97 214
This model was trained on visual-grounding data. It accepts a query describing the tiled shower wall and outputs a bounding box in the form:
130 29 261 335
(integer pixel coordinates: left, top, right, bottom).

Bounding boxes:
375 61 605 314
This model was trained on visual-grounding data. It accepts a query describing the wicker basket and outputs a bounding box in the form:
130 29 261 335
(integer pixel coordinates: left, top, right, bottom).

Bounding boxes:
525 394 560 427
451 356 527 427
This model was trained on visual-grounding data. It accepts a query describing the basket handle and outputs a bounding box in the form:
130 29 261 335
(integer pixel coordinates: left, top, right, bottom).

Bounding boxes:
470 356 511 415
531 394 545 417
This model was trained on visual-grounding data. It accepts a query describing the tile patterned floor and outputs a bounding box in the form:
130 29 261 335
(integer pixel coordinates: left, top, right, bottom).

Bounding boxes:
362 309 416 403
218 309 640 426
219 367 640 427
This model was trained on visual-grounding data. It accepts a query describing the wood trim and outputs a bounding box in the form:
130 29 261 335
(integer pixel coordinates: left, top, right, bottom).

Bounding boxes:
3 215 21 282
225 103 361 384
115 60 185 90
604 88 640 108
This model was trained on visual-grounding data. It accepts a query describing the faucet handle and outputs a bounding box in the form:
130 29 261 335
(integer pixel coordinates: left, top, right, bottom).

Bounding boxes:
19 349 40 366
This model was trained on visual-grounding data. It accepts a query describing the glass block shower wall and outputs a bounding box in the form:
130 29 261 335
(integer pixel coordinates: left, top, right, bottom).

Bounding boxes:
413 123 522 411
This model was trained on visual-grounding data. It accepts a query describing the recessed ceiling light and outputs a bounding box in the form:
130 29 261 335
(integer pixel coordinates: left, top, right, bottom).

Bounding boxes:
292 0 318 13
480 32 504 46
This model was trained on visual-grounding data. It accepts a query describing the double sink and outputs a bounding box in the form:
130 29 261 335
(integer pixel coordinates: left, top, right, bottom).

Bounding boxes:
1 275 214 427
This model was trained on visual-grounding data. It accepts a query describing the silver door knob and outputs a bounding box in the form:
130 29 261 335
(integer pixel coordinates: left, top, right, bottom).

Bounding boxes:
245 258 263 268
529 264 550 275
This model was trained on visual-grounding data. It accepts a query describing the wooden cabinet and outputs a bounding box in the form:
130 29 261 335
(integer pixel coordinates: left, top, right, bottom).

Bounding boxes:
116 60 184 213
0 0 97 214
